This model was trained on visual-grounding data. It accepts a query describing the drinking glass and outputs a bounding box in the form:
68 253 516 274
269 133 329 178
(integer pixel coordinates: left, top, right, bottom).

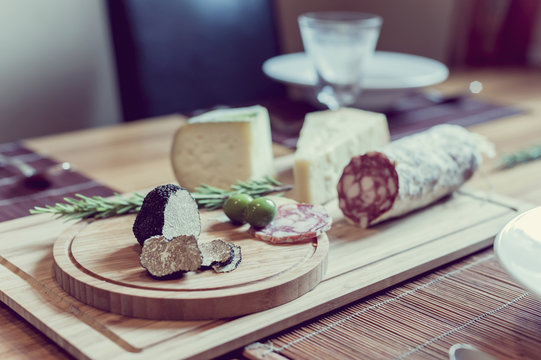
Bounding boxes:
298 12 382 110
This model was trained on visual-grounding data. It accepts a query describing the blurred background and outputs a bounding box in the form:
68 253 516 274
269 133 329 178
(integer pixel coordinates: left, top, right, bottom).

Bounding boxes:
1 0 540 142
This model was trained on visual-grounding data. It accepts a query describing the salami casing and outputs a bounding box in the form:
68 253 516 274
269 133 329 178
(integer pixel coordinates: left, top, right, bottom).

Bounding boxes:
249 203 332 243
337 125 487 227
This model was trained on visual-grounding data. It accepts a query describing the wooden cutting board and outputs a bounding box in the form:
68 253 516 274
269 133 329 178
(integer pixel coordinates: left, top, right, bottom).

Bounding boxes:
0 188 532 359
52 211 328 320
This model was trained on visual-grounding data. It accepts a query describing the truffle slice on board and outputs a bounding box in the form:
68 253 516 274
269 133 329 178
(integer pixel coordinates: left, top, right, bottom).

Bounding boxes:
133 184 201 246
212 243 242 273
200 239 234 267
139 235 202 277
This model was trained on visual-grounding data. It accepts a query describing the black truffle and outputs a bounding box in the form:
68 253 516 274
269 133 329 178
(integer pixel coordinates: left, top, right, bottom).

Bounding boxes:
139 235 202 277
212 243 242 273
200 239 234 267
133 184 201 246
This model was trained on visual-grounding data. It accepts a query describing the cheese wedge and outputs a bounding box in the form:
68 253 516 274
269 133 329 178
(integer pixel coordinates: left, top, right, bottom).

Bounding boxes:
171 106 274 191
294 108 390 204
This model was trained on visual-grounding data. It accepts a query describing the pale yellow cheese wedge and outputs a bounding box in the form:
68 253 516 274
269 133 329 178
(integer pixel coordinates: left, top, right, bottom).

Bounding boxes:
171 106 274 191
294 108 390 204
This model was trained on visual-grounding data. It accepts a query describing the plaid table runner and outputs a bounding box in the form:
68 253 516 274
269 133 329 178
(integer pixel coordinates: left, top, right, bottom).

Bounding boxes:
0 142 116 223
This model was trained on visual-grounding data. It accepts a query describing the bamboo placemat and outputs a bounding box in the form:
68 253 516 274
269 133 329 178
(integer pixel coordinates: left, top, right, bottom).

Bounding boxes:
244 249 541 360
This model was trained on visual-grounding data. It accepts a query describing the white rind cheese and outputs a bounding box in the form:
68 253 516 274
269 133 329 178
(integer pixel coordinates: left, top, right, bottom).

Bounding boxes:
294 108 390 204
171 106 274 191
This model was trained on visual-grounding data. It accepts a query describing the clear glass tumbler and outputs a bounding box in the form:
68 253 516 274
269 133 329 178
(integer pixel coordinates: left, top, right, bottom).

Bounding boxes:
298 12 382 110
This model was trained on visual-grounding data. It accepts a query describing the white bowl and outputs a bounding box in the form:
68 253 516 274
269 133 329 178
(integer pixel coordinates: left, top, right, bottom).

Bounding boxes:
262 51 449 111
494 206 541 298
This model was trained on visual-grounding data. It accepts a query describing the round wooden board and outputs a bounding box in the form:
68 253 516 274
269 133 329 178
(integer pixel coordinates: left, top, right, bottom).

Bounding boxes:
53 210 328 320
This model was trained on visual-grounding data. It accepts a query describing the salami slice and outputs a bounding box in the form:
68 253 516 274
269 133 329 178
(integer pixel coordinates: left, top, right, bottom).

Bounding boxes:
249 203 332 243
337 124 488 228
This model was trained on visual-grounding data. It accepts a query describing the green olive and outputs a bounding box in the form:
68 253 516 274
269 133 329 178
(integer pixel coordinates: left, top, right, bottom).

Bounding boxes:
244 197 276 228
223 193 254 224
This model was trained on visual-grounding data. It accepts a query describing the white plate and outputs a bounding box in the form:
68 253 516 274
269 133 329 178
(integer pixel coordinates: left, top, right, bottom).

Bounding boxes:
262 51 449 111
495 207 541 298
263 51 449 89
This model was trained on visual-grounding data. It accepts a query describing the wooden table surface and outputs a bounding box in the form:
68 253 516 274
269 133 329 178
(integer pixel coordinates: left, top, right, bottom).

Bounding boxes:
2 68 541 359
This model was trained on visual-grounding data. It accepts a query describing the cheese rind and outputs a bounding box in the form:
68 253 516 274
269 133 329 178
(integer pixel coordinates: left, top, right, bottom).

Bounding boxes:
293 108 390 204
171 106 274 191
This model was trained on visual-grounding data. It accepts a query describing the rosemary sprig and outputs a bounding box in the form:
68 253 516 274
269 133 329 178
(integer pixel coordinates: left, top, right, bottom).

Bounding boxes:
191 176 292 210
495 143 541 169
29 193 146 221
29 176 292 220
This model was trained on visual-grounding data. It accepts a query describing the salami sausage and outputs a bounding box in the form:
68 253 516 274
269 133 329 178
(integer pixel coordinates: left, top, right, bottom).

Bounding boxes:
249 203 332 243
337 125 487 228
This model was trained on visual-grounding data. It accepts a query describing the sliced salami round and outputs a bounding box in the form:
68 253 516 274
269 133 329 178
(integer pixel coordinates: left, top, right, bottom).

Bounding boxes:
249 203 332 243
337 124 488 228
337 152 399 228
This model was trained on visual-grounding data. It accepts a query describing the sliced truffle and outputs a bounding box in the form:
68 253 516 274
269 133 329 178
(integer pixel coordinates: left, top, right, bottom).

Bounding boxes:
212 243 242 273
200 239 234 267
139 235 202 277
133 184 201 246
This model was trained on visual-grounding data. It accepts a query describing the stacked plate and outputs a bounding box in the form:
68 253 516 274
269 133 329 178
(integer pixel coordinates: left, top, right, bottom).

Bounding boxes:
263 51 449 111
